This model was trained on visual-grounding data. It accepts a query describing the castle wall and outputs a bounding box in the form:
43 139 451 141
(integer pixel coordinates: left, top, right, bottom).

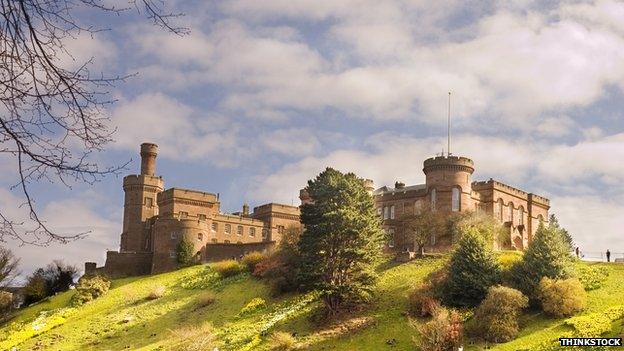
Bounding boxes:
252 203 301 242
101 251 153 278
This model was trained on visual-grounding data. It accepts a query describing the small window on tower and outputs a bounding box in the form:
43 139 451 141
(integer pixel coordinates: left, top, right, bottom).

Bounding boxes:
198 214 206 221
179 211 188 219
144 197 153 208
390 205 395 219
225 224 231 234
249 227 256 237
237 226 243 236
211 222 218 232
262 228 269 239
198 233 203 241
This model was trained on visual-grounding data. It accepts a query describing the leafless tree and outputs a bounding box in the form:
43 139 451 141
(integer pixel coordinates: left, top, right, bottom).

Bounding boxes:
0 246 19 287
397 206 445 256
1 0 187 245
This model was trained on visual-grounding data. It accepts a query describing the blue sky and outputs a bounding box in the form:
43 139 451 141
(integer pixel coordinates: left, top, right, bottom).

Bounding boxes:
3 0 624 279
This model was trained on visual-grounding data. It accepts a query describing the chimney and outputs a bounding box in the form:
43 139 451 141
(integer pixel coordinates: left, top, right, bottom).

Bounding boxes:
395 181 405 189
140 143 158 176
242 203 249 216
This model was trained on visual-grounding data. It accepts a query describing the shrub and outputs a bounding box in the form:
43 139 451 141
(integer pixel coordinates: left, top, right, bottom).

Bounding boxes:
416 307 462 351
196 292 216 308
170 324 216 351
176 237 196 267
442 228 501 307
407 287 441 318
239 297 266 315
242 251 265 272
511 223 574 302
253 253 300 295
564 305 624 337
577 265 609 291
70 275 110 306
0 291 13 316
147 285 166 300
213 260 243 278
538 277 586 317
469 286 528 342
268 331 297 351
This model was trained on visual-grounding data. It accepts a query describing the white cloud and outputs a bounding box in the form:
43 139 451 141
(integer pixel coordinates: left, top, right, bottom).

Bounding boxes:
260 128 320 157
60 32 117 72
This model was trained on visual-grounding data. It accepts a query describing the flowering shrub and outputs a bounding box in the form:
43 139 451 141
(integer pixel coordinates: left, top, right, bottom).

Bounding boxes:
407 287 441 318
538 277 586 317
70 275 110 306
241 251 265 272
416 307 462 351
577 265 609 291
268 331 297 351
0 308 76 350
239 297 267 315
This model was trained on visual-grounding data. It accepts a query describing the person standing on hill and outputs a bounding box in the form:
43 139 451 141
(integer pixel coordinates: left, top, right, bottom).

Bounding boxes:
575 247 580 258
606 249 611 262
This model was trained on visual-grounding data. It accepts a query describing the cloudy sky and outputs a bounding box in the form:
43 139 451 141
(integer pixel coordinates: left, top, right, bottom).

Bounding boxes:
3 0 624 280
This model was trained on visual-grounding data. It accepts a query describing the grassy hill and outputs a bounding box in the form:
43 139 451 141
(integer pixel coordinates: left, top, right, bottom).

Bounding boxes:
2 256 623 351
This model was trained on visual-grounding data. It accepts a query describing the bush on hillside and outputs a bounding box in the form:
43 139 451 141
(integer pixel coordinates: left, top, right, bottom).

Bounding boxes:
538 277 586 317
176 237 196 267
196 292 216 308
511 223 574 302
254 226 303 294
416 307 462 351
441 227 501 307
213 260 243 278
407 287 441 318
499 252 523 284
147 285 166 300
268 331 297 351
468 285 528 343
242 251 265 272
0 291 13 316
239 297 266 315
71 275 110 306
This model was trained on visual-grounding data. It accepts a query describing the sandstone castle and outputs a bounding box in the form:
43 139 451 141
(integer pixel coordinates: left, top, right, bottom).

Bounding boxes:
87 143 549 277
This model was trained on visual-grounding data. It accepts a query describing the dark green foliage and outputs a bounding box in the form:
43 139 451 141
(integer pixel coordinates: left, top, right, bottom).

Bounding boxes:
441 227 501 307
71 275 111 306
297 168 384 314
511 222 574 302
23 260 79 304
253 226 302 294
468 286 528 343
176 237 196 267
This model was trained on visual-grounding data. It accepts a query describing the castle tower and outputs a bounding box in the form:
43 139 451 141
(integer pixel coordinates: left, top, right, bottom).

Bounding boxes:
423 156 475 213
120 143 165 252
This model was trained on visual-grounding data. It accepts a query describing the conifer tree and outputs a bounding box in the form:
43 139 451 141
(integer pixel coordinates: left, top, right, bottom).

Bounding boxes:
176 237 196 267
549 214 574 252
442 227 502 307
298 168 384 315
511 222 574 302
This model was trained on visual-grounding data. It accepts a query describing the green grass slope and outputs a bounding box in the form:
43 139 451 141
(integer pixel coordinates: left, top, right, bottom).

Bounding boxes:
2 257 623 351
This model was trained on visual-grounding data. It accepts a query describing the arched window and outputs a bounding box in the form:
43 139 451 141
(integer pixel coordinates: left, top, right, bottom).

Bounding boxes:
431 189 437 211
497 199 503 221
451 187 460 212
383 206 389 219
197 233 203 241
414 200 422 214
390 205 395 219
508 202 514 222
388 228 395 248
518 206 524 225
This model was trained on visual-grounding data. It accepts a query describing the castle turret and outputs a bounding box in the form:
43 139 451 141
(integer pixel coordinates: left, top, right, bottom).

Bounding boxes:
423 156 475 213
120 143 164 252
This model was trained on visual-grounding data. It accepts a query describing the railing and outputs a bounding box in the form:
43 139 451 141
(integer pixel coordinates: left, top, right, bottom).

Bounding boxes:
576 251 624 262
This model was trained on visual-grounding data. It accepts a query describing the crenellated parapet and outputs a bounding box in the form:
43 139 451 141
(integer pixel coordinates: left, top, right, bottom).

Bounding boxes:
423 156 475 175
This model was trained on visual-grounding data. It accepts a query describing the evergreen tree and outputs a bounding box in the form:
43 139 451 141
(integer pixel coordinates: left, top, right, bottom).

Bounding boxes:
176 237 196 267
511 222 574 302
298 168 384 315
442 227 502 307
549 214 574 252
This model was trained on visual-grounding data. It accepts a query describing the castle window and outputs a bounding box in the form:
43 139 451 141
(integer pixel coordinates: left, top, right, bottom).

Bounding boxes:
170 232 177 240
198 214 206 221
508 202 514 222
497 199 503 221
431 189 437 211
452 187 460 212
277 225 285 234
169 250 176 258
519 206 524 225
211 238 217 243
414 201 422 214
225 224 231 234
144 197 153 208
390 205 395 219
237 225 243 236
211 222 217 232
377 207 382 217
198 233 203 241
249 227 256 237
383 206 389 219
387 228 395 248
179 211 188 219
262 228 269 239
430 232 436 246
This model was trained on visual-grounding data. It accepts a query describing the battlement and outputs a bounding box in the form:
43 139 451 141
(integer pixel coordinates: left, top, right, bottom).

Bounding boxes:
528 193 550 206
253 203 300 215
423 155 474 174
472 179 550 206
158 187 218 204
